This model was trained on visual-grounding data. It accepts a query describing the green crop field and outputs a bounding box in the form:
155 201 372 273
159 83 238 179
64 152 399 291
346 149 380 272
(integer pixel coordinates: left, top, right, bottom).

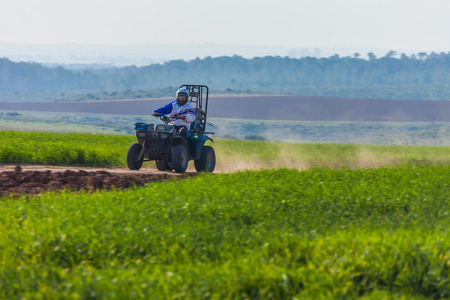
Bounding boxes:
1 130 450 298
1 166 450 298
0 131 130 167
1 130 450 170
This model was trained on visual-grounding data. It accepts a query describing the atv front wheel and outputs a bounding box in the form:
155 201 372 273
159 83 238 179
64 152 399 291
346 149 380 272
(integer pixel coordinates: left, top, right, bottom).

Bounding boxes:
127 143 144 170
194 145 215 173
172 145 189 173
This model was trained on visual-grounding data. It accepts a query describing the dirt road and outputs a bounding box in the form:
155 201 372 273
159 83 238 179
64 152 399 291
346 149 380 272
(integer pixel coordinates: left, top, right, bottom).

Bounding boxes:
0 164 195 197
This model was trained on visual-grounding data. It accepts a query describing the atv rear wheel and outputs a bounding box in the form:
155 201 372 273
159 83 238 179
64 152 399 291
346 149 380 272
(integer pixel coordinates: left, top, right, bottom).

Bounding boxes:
127 143 144 170
194 145 215 173
172 145 189 173
155 160 173 171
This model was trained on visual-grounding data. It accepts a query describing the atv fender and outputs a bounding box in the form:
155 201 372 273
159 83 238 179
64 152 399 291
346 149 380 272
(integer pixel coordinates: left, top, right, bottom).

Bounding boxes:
189 135 214 161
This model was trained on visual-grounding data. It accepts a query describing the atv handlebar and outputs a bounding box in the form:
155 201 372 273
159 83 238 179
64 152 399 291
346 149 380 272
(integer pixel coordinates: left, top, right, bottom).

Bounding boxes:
152 113 170 123
152 113 185 123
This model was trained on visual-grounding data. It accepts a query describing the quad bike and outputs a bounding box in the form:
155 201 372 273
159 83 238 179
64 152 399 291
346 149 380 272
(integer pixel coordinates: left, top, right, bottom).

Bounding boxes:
126 84 216 173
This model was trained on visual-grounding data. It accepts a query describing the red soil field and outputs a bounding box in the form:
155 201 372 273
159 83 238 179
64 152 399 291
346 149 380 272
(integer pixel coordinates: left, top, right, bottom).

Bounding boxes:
0 165 193 197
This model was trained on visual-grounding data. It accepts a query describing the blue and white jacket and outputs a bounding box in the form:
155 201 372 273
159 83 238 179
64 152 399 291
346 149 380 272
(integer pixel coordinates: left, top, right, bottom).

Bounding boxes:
153 100 196 127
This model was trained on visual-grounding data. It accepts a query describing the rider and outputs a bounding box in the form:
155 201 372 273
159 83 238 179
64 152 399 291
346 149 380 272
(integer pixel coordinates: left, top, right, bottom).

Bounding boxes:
151 88 196 140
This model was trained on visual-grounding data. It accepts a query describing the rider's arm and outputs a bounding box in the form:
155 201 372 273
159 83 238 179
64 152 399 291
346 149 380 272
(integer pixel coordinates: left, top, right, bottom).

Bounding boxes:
184 109 196 123
177 107 196 122
153 103 173 115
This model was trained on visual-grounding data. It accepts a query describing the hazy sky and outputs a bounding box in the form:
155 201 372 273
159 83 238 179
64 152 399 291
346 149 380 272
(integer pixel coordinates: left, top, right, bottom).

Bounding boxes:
1 0 449 51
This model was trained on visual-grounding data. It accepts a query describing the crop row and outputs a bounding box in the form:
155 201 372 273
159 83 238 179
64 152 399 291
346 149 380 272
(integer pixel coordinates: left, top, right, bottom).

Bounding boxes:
1 130 450 169
1 166 449 298
0 130 131 167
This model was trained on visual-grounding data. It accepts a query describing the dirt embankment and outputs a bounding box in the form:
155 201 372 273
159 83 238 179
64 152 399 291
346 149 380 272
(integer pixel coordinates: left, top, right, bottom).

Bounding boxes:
0 165 193 197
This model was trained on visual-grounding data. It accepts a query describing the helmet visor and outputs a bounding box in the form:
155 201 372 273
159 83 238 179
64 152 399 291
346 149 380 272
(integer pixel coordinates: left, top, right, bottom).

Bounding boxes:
178 92 188 97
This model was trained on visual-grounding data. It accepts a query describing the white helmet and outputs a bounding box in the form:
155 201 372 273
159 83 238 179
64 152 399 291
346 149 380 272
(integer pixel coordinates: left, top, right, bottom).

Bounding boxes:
176 88 189 101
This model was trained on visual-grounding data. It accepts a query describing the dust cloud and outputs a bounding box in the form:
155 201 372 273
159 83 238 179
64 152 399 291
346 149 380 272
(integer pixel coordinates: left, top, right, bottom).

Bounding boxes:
211 145 411 173
214 159 312 173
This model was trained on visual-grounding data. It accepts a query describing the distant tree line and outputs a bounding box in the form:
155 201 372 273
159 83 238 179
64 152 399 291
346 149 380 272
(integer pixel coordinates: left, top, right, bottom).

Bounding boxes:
1 51 450 92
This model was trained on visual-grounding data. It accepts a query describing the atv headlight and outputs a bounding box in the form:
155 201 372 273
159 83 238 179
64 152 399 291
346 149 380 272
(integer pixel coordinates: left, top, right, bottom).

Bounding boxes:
160 133 168 139
137 131 146 138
